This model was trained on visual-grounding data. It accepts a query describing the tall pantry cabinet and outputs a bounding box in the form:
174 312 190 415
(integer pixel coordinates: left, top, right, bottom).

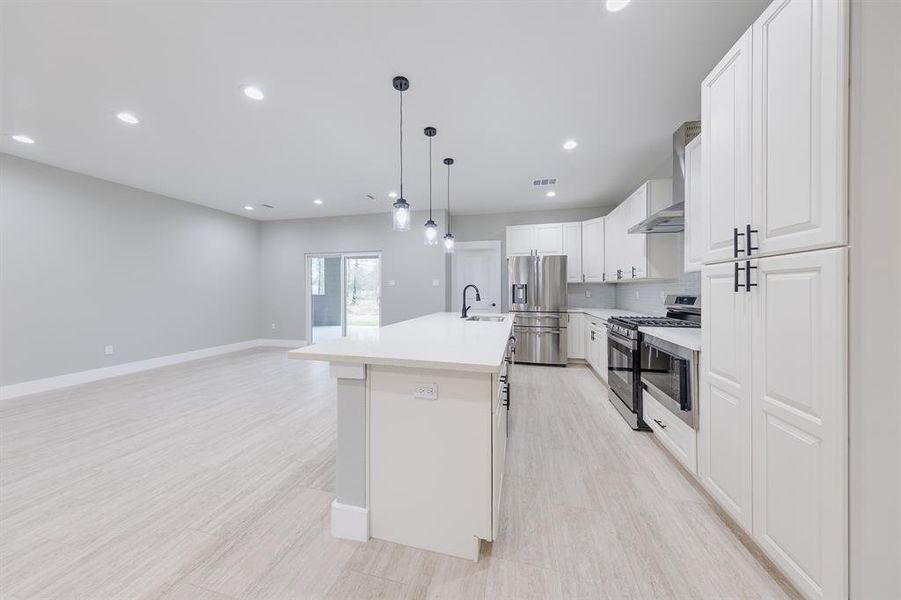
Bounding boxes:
696 1 849 599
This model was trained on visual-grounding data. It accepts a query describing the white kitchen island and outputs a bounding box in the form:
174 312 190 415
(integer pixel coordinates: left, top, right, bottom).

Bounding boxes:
288 312 515 560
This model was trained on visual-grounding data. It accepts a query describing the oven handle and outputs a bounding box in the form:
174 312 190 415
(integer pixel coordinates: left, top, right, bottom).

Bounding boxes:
606 329 638 349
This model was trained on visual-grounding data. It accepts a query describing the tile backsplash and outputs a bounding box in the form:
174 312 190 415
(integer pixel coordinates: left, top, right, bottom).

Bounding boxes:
614 270 701 315
567 283 616 308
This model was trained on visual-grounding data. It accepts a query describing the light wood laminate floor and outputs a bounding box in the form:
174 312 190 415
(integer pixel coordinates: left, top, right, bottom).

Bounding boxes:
0 348 797 599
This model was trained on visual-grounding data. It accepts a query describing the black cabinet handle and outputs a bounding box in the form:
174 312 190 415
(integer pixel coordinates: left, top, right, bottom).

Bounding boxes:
616 269 623 280
733 261 745 293
653 418 667 429
745 224 759 256
631 266 637 278
733 227 746 258
744 260 758 292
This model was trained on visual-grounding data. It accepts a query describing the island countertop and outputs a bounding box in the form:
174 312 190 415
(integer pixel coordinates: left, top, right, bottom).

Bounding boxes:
288 312 515 373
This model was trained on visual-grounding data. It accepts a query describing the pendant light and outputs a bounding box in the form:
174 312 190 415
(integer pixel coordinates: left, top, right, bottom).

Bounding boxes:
443 158 455 253
423 126 439 245
392 75 411 231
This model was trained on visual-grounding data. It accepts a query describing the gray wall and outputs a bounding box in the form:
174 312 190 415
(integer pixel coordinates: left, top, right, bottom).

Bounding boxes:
259 209 448 342
0 154 261 386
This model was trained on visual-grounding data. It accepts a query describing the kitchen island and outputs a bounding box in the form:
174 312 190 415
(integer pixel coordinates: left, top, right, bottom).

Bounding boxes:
288 312 515 560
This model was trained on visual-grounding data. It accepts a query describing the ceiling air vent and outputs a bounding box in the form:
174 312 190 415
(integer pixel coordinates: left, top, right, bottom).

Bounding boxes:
262 204 275 209
532 178 558 187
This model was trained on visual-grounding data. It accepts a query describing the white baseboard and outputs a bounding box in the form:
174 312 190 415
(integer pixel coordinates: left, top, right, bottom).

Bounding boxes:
331 499 369 542
0 338 306 401
258 338 307 348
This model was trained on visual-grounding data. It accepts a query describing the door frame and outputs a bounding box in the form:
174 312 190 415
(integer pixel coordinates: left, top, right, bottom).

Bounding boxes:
451 240 502 314
305 251 382 343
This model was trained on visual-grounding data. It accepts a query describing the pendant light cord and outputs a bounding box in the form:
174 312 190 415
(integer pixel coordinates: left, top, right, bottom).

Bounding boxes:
428 136 433 220
399 91 404 200
446 162 451 233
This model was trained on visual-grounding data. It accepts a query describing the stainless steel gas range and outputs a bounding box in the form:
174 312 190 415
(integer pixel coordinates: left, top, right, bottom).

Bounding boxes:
606 295 701 430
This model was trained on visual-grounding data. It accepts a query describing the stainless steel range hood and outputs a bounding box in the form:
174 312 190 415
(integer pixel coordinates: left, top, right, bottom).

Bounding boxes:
629 121 701 234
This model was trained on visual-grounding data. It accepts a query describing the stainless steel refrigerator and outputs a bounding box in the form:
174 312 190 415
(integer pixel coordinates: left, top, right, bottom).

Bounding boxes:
508 254 568 365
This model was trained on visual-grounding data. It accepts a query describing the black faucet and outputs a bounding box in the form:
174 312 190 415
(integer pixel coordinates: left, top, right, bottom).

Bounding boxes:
461 284 481 319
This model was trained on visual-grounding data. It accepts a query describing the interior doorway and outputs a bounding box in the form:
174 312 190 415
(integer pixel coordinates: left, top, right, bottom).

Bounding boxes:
451 241 502 314
308 252 381 343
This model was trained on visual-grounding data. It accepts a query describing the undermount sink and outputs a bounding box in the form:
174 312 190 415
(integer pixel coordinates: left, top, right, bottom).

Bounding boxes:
465 315 506 322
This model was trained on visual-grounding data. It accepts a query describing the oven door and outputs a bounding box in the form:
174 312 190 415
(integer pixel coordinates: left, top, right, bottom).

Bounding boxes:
606 329 638 411
640 335 698 429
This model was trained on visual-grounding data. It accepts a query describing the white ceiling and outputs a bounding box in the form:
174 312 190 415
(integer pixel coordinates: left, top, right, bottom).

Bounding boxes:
0 0 767 221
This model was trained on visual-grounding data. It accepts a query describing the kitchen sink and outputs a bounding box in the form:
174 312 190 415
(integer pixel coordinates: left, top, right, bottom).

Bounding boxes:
465 315 506 322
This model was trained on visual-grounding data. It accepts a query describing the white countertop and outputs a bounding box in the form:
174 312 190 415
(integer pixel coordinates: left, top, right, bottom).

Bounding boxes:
639 326 702 351
288 312 515 373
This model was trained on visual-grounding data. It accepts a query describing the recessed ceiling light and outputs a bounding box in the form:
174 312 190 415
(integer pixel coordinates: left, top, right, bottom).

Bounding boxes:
546 190 557 198
606 0 631 12
388 191 398 198
242 85 264 100
313 199 323 205
244 205 254 211
563 139 578 150
116 112 139 125
11 134 35 144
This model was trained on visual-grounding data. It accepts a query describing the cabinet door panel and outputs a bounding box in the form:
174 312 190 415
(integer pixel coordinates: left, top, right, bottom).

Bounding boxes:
563 222 583 283
684 136 704 272
506 226 533 256
582 217 606 282
752 0 847 257
751 248 847 599
701 28 752 264
700 262 752 531
534 223 564 255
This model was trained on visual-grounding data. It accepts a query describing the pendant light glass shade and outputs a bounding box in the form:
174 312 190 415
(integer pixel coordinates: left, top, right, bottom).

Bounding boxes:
443 232 455 252
392 198 411 231
443 157 455 254
392 75 411 232
424 219 439 244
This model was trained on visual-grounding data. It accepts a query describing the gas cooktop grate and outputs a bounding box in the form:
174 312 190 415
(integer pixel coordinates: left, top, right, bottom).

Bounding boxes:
610 317 700 329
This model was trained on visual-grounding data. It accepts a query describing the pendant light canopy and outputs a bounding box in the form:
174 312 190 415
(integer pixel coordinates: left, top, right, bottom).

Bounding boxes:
392 75 411 231
443 158 455 253
423 126 439 245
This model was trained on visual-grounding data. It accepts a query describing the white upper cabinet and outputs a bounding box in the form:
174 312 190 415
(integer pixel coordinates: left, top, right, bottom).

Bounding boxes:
684 136 705 272
581 217 605 282
562 223 582 282
505 225 534 256
751 0 848 257
701 27 753 264
610 179 680 281
533 223 564 254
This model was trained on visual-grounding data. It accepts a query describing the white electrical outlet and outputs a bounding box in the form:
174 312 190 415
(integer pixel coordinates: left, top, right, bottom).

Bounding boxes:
271 323 276 330
585 290 591 298
414 383 438 400
104 345 114 356
387 279 396 286
432 279 440 287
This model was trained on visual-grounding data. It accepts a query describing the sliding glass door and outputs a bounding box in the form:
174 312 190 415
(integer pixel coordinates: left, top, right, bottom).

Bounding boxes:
309 253 380 343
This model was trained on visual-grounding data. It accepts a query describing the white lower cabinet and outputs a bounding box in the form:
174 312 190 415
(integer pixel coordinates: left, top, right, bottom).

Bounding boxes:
699 261 754 532
699 248 847 599
491 385 507 541
567 312 584 359
643 390 697 474
750 248 847 600
584 318 607 383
